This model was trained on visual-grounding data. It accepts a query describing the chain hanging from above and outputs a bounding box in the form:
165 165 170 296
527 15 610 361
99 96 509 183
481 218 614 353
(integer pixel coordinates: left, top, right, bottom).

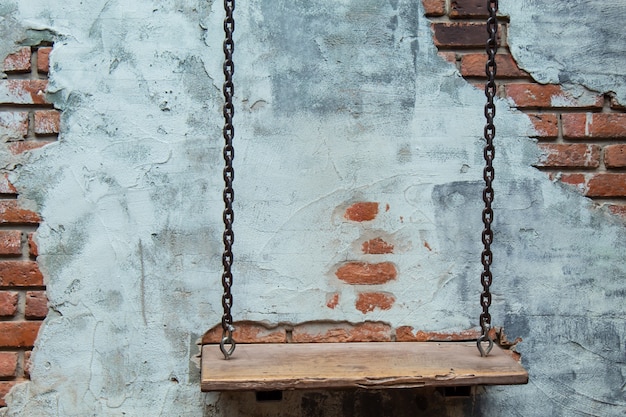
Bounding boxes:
477 0 498 358
220 0 236 360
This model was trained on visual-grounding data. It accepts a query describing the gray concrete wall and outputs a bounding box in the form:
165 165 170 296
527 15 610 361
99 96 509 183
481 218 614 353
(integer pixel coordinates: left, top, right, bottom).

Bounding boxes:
1 0 625 416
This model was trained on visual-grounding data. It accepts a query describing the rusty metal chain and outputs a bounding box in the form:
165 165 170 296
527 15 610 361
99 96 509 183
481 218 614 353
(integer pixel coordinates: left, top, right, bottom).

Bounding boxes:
220 0 236 360
478 0 498 358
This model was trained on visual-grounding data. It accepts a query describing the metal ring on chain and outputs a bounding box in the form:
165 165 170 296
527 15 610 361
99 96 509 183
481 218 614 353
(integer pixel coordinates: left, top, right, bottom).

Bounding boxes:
220 325 236 359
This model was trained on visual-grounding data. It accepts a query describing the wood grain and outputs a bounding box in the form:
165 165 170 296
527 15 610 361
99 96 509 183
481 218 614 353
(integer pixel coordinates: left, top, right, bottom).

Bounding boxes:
201 342 528 391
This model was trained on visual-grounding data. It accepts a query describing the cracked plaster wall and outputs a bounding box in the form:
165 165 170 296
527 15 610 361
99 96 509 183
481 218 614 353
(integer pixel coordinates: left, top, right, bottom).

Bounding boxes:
0 0 625 416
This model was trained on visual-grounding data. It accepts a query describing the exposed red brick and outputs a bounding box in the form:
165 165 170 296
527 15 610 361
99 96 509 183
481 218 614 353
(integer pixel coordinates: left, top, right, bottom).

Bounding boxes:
0 261 44 287
559 173 586 188
536 144 600 168
361 237 394 254
326 293 339 309
0 291 18 317
202 321 286 344
28 232 38 257
8 140 54 155
0 80 49 105
395 326 481 342
437 51 457 64
562 113 626 140
23 351 32 378
292 322 392 343
25 291 48 319
432 23 503 49
506 84 603 109
34 110 61 135
355 292 395 314
0 352 18 378
0 321 42 348
610 96 626 111
422 0 445 17
586 174 626 197
607 204 626 219
3 47 31 73
461 53 528 78
0 381 18 407
0 174 17 194
0 112 29 140
605 145 626 169
335 261 397 285
37 47 52 74
449 0 488 18
0 230 22 255
0 200 41 225
344 202 379 222
527 113 559 139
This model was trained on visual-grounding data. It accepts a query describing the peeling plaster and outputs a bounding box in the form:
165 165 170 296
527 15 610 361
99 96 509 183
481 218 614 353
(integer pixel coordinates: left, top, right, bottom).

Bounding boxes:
1 0 625 416
502 1 626 104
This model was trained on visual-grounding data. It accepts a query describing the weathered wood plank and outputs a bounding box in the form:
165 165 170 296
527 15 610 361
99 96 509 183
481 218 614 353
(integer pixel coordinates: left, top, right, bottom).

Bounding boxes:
201 342 528 391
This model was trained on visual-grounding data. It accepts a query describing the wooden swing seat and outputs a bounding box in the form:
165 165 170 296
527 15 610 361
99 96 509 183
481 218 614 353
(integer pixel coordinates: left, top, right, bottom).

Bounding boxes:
200 341 528 391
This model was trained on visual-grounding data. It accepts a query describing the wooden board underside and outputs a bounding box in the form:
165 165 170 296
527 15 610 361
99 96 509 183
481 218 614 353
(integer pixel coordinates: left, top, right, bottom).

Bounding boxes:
201 342 528 391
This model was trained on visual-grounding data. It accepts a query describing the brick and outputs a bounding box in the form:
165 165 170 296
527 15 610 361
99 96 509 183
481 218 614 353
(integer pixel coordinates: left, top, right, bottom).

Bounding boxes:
609 96 625 111
37 47 52 74
344 202 379 222
432 23 503 49
450 0 490 18
0 230 22 255
8 140 54 155
3 47 31 73
527 113 559 139
605 145 626 168
506 84 603 109
558 173 586 192
292 322 392 343
0 80 49 105
0 352 18 378
562 113 626 140
0 381 18 407
536 144 600 168
0 261 44 287
0 291 18 316
335 262 397 285
607 204 626 219
0 174 17 194
437 51 457 65
460 53 528 78
355 292 395 314
24 350 32 378
28 232 38 257
362 237 394 254
586 173 626 197
0 200 41 225
0 112 29 141
396 326 480 342
34 110 61 135
0 321 42 348
422 0 445 17
202 322 286 344
326 292 339 309
25 291 47 319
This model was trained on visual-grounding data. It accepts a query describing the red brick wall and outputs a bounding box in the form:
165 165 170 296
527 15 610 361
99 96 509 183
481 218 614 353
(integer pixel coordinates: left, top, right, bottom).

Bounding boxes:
425 0 626 218
0 44 58 407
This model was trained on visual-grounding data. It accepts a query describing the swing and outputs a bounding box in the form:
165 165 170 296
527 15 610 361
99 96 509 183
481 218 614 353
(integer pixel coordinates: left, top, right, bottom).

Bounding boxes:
201 0 528 391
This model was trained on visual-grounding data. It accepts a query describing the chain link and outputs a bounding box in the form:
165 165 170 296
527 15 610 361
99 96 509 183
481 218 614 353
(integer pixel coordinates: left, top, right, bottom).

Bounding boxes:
220 0 236 360
478 0 498 358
